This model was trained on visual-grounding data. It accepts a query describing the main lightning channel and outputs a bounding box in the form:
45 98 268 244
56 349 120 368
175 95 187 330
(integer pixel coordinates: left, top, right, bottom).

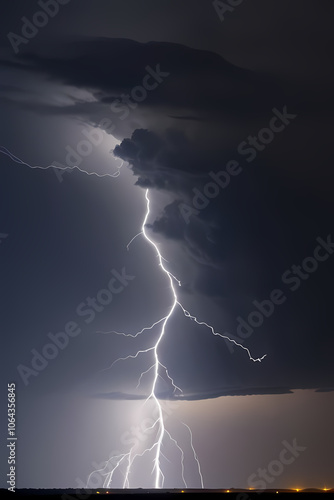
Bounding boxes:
98 189 266 488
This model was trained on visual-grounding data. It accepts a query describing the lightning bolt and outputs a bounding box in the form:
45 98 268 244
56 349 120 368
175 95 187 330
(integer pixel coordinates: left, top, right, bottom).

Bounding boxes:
0 145 123 178
96 188 267 489
2 145 267 489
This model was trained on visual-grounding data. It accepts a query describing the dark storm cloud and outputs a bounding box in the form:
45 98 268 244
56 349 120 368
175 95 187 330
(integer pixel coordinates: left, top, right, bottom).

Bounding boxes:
0 35 295 152
0 36 283 111
1 34 333 399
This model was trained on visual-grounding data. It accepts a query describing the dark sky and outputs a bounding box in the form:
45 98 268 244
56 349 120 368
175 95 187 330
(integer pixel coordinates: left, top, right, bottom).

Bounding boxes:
1 0 334 490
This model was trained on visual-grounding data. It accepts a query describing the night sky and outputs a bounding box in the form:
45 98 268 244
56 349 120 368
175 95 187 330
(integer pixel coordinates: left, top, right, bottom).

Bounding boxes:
1 0 334 491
